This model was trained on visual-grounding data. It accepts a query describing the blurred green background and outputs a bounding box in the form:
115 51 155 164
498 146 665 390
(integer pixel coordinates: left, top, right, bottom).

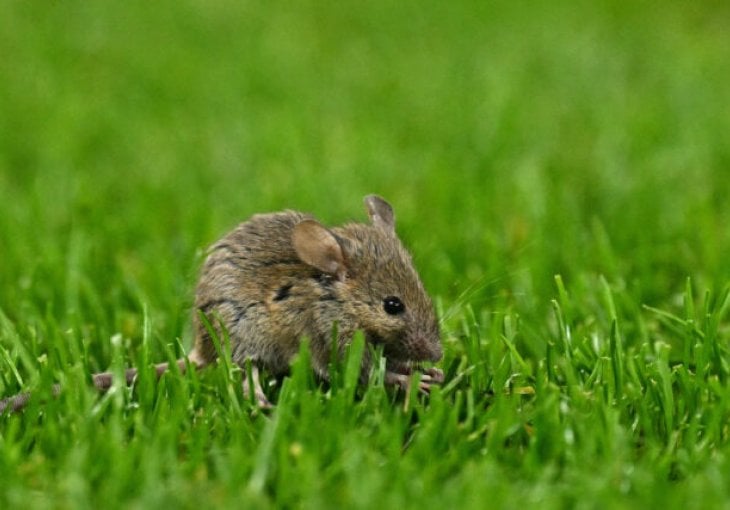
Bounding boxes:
2 0 729 323
1 0 730 507
1 0 729 361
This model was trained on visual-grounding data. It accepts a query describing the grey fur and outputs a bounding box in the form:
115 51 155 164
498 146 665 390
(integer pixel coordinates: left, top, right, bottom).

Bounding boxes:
190 195 443 404
0 195 443 413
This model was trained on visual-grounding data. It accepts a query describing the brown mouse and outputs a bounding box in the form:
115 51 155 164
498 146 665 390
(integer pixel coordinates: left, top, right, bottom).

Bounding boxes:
0 195 443 413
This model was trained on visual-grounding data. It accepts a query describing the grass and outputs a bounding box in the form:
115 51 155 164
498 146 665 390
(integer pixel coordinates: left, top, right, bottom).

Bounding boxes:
1 0 730 508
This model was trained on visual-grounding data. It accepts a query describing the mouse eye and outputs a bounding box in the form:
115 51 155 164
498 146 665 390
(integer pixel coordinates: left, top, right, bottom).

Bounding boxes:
383 296 405 315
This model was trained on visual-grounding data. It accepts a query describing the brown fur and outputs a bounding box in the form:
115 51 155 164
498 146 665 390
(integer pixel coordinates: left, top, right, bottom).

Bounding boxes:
191 196 443 405
1 195 442 413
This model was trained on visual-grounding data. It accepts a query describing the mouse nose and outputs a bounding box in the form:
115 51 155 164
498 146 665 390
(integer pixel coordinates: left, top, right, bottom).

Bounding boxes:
428 342 443 362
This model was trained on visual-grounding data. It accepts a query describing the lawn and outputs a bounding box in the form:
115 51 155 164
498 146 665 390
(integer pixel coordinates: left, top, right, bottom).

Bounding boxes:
1 0 730 508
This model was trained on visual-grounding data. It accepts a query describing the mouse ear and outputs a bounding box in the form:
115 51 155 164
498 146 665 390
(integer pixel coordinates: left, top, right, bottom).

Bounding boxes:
292 220 347 281
364 195 395 232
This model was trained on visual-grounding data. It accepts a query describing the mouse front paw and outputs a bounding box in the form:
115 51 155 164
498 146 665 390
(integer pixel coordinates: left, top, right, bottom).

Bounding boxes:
420 366 444 384
384 370 441 394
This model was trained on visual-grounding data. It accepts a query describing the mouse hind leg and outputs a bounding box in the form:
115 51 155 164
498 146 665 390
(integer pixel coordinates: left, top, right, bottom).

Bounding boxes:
241 363 273 409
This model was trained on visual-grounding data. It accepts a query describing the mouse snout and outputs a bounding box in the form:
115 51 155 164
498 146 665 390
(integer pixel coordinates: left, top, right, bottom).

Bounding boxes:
427 342 443 362
405 327 442 362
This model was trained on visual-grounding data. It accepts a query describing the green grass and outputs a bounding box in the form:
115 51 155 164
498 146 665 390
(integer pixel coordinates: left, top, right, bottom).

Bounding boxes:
2 0 730 508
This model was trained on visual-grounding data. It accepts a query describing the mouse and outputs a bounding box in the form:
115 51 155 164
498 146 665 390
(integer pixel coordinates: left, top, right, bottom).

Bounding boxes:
1 195 443 413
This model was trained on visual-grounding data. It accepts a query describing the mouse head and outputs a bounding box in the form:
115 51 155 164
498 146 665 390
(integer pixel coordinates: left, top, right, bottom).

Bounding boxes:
292 195 442 363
